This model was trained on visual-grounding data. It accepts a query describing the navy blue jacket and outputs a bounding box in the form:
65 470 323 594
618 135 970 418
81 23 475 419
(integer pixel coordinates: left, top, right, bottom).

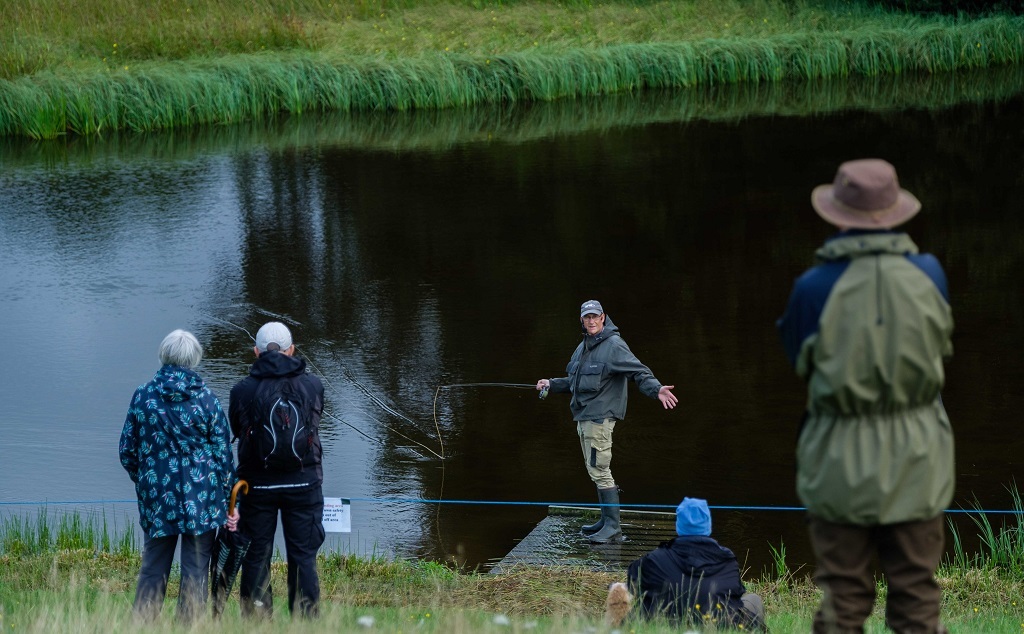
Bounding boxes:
627 536 758 629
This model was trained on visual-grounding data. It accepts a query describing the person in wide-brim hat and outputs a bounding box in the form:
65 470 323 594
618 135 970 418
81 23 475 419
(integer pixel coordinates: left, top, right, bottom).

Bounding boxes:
778 158 955 633
811 158 921 229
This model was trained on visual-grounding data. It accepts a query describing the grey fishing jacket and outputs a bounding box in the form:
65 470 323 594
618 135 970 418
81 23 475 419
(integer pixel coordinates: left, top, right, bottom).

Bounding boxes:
777 230 955 525
548 315 664 422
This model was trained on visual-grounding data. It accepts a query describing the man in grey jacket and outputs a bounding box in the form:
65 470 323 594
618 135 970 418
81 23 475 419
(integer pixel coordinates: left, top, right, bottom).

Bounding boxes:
536 299 677 543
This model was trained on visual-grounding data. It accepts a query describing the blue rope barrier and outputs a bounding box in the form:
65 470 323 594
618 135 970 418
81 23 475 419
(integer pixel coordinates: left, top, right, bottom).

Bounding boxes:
0 498 1020 514
1 500 137 506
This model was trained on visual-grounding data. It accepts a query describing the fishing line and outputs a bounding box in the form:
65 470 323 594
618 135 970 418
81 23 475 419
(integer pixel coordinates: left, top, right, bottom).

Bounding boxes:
199 313 257 342
198 310 443 461
431 383 539 461
252 306 302 326
343 368 426 429
319 408 431 460
432 386 446 461
301 352 444 461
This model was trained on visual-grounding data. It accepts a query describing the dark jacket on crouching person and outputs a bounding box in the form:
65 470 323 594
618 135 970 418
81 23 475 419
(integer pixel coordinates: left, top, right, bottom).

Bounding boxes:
229 336 325 619
625 497 765 631
627 536 764 630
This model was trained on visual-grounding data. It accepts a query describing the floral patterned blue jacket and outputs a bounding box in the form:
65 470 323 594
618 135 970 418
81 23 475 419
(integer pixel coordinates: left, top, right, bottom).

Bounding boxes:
119 365 235 537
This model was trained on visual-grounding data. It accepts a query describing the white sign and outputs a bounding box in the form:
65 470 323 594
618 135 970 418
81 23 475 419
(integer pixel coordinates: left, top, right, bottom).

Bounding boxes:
322 497 351 533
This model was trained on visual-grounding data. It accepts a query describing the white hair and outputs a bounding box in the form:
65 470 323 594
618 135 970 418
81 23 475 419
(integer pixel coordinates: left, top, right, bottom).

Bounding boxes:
158 329 203 368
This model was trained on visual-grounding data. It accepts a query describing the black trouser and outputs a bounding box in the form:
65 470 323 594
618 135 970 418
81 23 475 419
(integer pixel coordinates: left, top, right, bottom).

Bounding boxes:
239 484 325 619
134 530 215 622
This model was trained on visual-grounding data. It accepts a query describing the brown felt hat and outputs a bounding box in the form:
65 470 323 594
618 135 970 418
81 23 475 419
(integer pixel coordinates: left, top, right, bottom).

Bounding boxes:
811 159 921 229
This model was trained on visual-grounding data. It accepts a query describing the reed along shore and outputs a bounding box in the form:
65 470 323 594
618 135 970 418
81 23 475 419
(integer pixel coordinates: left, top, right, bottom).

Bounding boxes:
1 0 1022 138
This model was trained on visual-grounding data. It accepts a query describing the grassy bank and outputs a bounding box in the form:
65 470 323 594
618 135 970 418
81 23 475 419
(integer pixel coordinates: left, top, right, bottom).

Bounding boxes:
1 0 1022 138
2 548 1023 633
3 487 1024 632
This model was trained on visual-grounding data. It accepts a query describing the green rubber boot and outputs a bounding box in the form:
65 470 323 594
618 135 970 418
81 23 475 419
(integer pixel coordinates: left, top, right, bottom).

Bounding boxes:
580 485 605 536
588 486 624 544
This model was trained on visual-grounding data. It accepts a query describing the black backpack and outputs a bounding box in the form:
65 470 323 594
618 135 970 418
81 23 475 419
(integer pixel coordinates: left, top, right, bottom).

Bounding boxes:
242 375 316 472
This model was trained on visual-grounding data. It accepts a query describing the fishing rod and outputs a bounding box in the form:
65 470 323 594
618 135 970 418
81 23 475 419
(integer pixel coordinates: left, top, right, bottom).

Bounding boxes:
436 383 546 401
442 383 537 390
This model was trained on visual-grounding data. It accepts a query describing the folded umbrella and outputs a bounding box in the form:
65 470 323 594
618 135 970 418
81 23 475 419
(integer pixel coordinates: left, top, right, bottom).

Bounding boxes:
210 479 250 617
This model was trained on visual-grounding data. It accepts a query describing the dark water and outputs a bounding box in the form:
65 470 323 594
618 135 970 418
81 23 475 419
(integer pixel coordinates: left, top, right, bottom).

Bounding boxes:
1 69 1022 575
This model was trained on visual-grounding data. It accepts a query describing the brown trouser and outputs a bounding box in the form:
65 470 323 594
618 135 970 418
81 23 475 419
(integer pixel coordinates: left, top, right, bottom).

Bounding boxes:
808 514 948 634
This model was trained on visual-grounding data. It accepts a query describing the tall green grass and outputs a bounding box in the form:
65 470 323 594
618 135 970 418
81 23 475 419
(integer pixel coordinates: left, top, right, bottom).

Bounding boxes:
940 483 1024 632
3 63 1021 166
947 481 1024 574
3 495 1024 633
1 1 1022 138
1 509 136 558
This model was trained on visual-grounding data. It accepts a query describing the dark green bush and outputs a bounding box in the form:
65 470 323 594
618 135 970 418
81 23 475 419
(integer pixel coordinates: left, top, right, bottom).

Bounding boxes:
872 0 1024 15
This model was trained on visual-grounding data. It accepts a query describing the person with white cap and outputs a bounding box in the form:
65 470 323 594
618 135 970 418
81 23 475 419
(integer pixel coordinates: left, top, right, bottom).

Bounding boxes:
536 299 678 544
777 159 955 633
619 497 765 630
229 321 326 619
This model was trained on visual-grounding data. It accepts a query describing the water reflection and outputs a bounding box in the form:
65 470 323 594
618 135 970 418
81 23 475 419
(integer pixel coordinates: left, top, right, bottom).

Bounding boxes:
1 68 1022 573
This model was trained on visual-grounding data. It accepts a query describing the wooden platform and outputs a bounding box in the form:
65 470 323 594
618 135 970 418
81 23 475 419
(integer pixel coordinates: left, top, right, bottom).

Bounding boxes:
488 505 677 573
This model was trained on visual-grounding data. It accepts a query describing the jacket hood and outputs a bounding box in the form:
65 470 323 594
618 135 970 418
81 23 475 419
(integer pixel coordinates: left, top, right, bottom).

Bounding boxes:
249 350 308 379
154 365 206 403
668 535 736 568
816 230 919 262
583 314 620 349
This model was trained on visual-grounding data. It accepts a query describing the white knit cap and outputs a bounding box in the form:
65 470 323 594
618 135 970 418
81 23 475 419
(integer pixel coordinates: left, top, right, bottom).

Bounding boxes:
255 322 293 353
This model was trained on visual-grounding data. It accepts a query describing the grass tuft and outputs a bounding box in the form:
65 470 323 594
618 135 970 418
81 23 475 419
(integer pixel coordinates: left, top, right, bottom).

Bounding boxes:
947 480 1024 574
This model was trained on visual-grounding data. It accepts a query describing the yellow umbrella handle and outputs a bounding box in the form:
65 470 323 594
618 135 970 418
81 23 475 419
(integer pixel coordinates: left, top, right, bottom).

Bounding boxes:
229 480 249 515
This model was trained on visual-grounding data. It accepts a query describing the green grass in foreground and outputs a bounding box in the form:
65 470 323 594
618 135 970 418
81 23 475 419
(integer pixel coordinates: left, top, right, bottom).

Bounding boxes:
1 0 1022 138
1 550 1022 633
2 485 1024 632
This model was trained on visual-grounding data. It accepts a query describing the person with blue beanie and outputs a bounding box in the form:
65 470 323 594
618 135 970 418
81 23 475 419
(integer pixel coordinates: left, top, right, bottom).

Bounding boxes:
622 497 766 630
675 495 713 536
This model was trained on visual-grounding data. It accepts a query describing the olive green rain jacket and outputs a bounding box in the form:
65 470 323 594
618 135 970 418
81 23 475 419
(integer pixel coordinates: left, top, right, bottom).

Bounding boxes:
777 231 955 525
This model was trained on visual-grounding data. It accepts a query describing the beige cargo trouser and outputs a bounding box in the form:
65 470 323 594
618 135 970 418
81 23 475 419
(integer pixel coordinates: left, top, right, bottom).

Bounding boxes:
577 418 616 489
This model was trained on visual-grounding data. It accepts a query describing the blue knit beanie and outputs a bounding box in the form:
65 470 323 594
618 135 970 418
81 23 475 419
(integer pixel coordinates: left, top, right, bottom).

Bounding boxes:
675 497 712 536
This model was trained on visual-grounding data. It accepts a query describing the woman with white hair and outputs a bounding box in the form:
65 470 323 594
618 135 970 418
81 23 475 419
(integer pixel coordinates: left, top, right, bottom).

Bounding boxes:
119 329 238 622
